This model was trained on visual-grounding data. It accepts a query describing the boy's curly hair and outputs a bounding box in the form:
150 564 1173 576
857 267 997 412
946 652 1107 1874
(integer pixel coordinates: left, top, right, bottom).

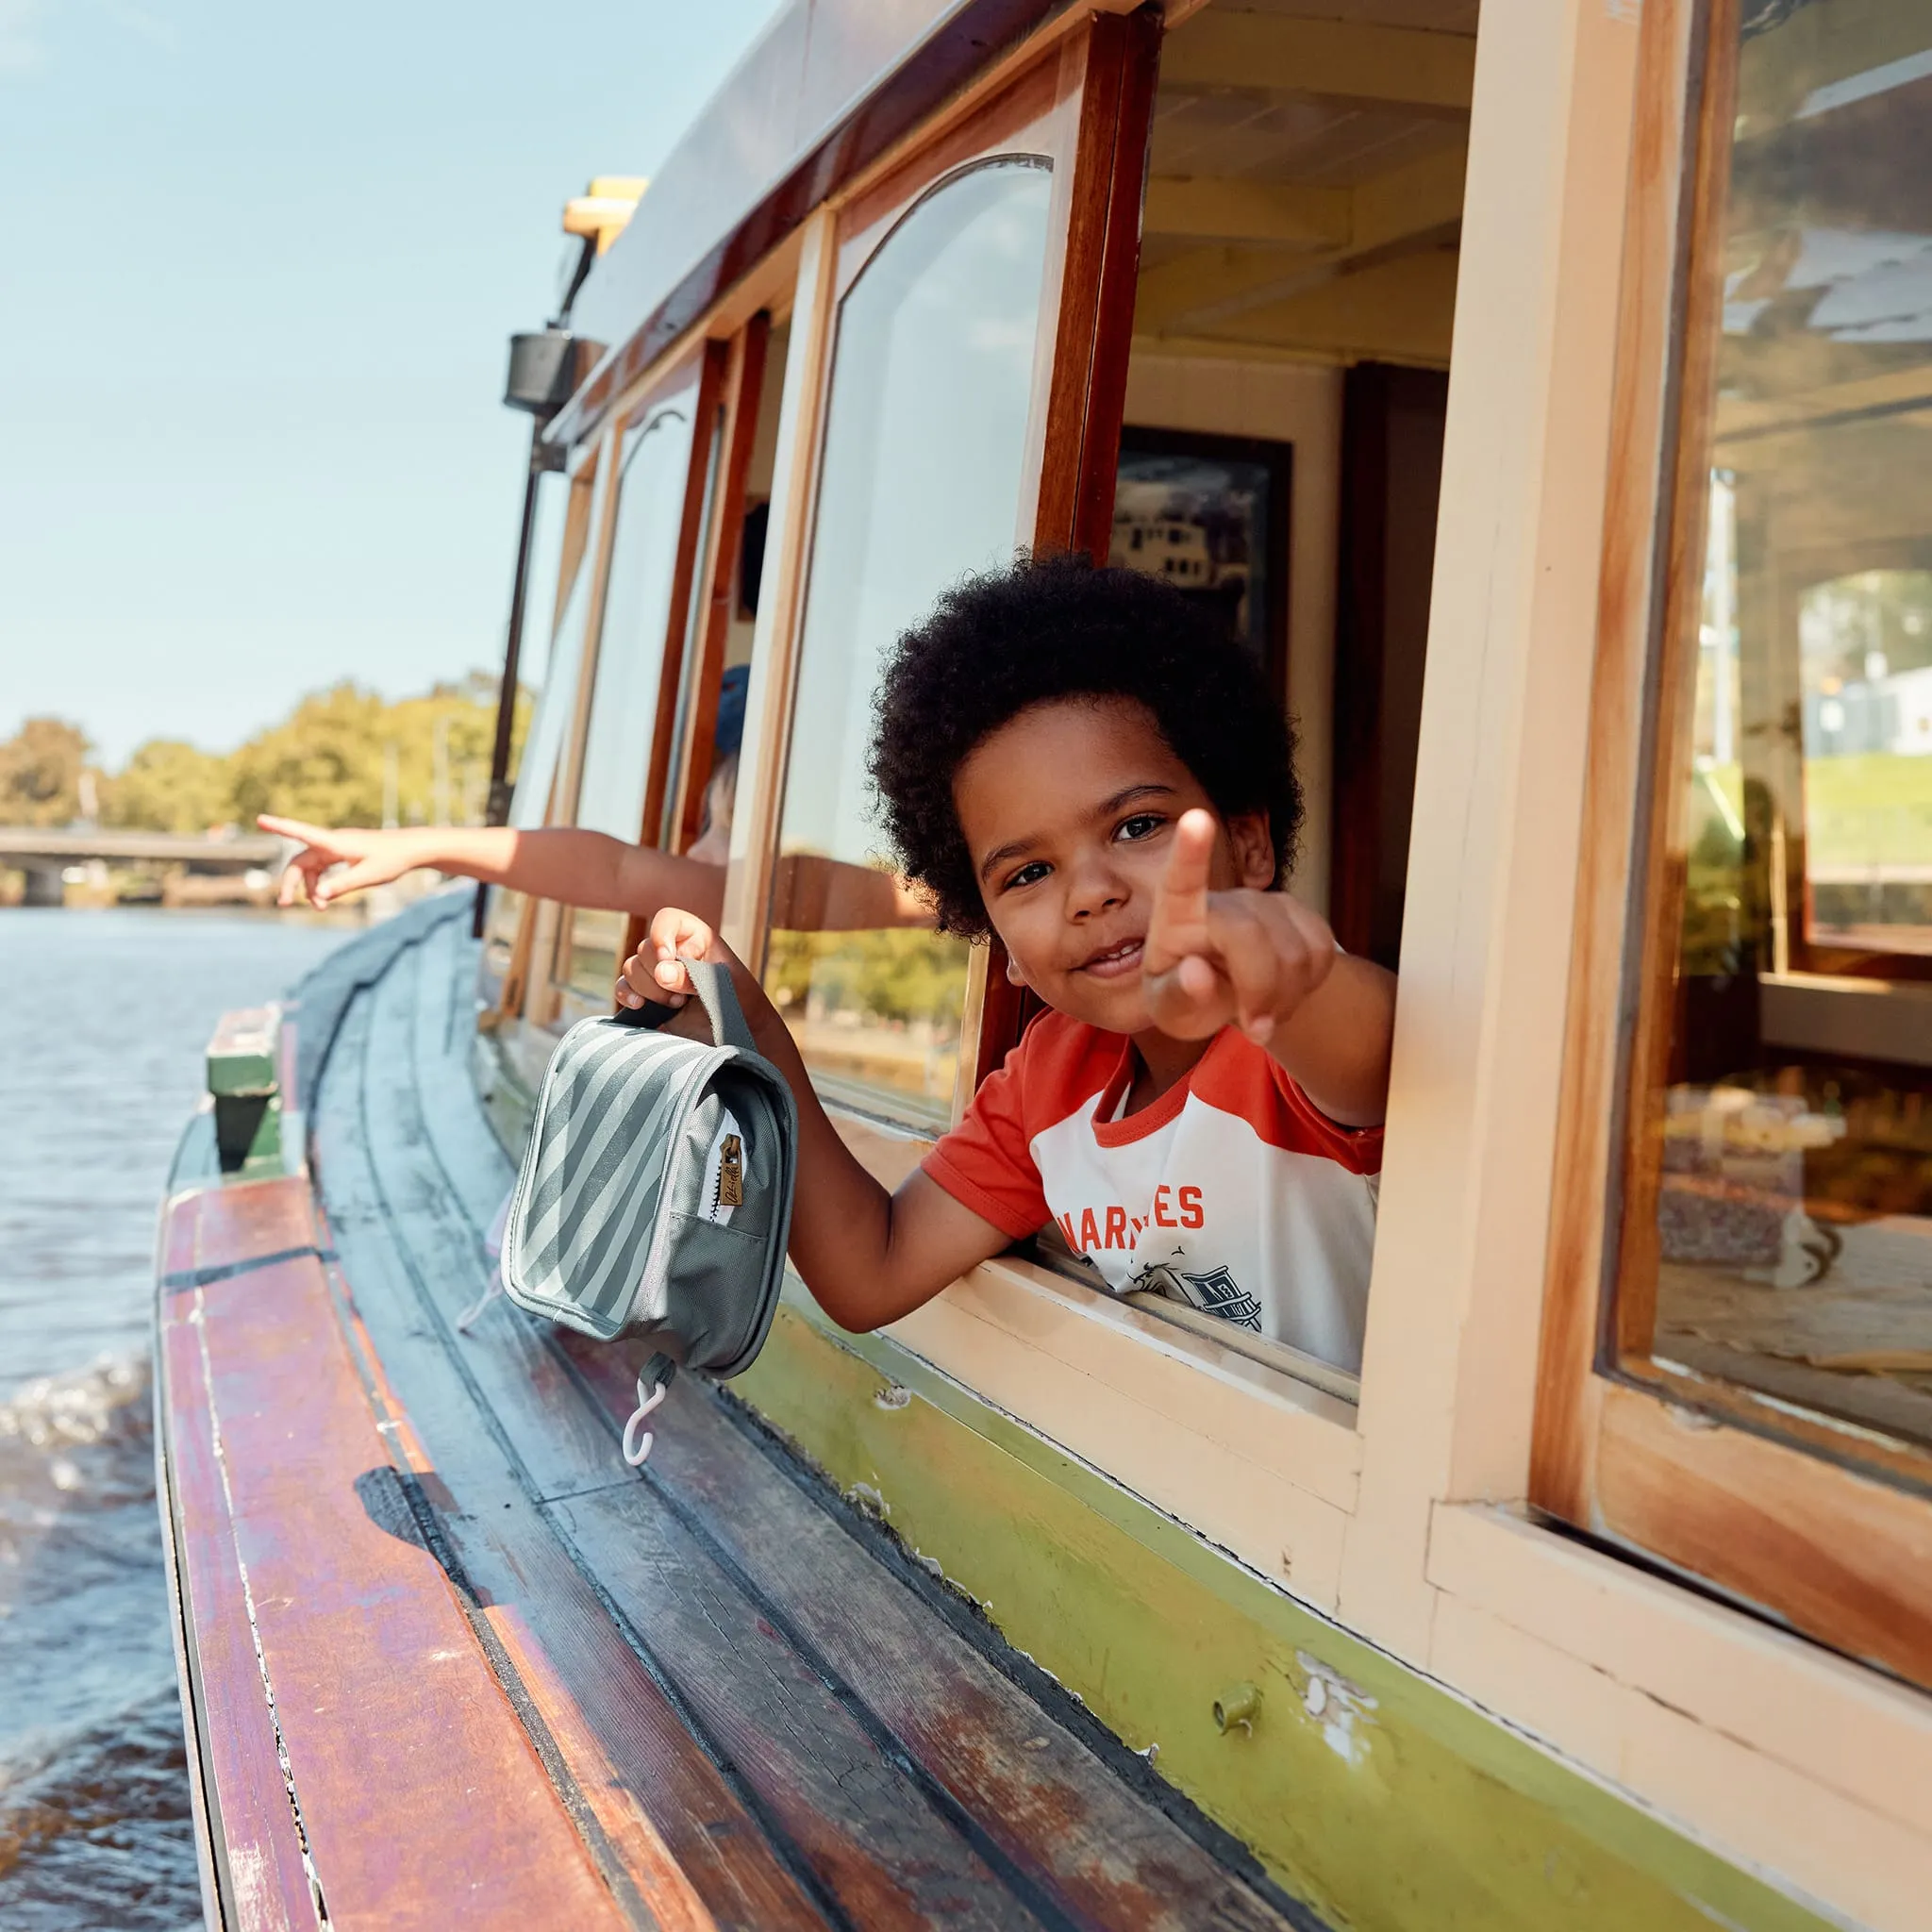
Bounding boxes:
868 553 1301 937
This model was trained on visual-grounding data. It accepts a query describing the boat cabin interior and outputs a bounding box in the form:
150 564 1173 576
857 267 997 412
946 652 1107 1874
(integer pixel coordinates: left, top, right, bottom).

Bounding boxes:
159 3 1932 1929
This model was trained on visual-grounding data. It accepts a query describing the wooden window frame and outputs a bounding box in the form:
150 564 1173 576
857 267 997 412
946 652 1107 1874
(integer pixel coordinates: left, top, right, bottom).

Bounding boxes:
612 315 777 980
718 8 1160 1115
497 440 611 1029
546 345 725 1019
1531 0 1932 1691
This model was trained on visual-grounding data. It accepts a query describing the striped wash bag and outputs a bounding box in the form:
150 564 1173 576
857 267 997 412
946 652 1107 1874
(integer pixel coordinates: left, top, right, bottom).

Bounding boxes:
500 958 796 1465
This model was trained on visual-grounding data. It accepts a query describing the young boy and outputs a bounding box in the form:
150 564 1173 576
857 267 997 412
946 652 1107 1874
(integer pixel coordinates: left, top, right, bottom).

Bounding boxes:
626 556 1397 1372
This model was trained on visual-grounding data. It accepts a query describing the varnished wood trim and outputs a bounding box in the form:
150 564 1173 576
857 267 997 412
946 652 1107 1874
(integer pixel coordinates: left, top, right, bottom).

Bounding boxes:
619 320 775 988
552 450 602 646
1530 0 1707 1526
554 429 624 838
1329 362 1393 962
1611 0 1740 1363
1532 0 1932 1691
1034 7 1160 559
1624 1353 1932 1500
551 356 706 998
1593 1381 1932 1690
721 210 840 967
673 316 771 858
637 339 731 859
831 46 1068 302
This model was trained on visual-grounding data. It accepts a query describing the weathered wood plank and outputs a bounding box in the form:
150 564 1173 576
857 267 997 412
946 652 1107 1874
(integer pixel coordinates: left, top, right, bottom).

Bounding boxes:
159 1175 319 1284
157 1234 316 1932
404 914 521 1230
375 921 1035 1925
291 891 465 1111
348 938 617 1499
553 1480 1041 1931
313 979 836 1932
562 1347 1300 1932
192 1245 626 1931
318 1253 771 1932
346 914 1050 1926
297 907 1299 1932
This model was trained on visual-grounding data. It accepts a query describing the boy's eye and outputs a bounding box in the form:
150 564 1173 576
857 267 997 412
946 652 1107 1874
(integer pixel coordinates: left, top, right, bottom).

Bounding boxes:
1003 860 1051 891
1115 813 1166 843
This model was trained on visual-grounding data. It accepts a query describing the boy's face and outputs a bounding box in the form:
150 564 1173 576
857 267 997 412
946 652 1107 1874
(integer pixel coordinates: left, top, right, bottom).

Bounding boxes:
953 696 1274 1037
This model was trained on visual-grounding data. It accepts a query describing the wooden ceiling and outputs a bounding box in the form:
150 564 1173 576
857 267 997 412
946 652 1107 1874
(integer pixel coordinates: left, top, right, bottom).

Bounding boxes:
1136 0 1478 363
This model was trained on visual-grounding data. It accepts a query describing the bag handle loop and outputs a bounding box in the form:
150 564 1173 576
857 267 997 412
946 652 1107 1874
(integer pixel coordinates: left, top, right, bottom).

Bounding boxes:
676 958 758 1057
613 955 757 1056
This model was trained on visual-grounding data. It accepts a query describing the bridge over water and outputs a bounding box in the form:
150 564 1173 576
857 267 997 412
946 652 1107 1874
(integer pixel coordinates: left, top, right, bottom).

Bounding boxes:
0 827 287 906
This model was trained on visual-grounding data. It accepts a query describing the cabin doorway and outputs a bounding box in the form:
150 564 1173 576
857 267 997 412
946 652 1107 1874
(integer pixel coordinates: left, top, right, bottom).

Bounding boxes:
1113 0 1474 972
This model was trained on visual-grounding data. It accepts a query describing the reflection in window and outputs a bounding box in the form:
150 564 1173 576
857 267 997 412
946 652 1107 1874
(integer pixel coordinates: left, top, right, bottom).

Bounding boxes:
510 464 605 835
765 159 1055 1128
568 399 696 996
1799 569 1932 950
1635 2 1932 1455
483 471 571 976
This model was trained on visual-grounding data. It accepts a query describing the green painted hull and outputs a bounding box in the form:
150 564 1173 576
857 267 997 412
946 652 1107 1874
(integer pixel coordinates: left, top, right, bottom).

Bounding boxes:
736 1294 1831 1932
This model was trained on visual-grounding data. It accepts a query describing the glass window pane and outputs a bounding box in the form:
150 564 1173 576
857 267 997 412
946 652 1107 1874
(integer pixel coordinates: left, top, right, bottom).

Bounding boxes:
575 401 696 840
566 398 697 998
765 159 1054 1129
1634 3 1932 1455
510 464 607 834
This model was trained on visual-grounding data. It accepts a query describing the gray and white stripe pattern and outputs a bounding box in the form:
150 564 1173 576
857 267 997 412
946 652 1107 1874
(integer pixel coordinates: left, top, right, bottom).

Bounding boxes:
499 960 796 1380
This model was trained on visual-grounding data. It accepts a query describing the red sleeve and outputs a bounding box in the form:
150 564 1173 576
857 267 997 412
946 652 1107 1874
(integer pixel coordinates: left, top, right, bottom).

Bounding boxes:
1191 1027 1384 1174
922 1035 1050 1240
1279 1070 1384 1175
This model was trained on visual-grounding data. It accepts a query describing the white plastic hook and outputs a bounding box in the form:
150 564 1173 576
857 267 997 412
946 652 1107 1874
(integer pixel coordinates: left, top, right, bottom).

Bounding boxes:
455 1274 506 1334
622 1373 670 1467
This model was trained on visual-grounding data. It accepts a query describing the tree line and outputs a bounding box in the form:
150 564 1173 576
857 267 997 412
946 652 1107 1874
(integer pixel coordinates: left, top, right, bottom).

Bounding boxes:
0 676 529 834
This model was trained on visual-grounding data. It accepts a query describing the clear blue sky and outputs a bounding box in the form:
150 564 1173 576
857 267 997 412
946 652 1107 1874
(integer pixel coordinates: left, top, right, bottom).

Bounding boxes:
0 0 785 767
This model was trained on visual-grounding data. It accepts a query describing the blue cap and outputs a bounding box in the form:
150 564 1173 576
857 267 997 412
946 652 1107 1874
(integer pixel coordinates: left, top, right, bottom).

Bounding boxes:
714 664 749 758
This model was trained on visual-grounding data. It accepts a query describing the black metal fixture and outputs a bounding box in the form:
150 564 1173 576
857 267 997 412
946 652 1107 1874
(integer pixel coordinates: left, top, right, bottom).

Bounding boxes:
473 231 601 938
475 180 643 937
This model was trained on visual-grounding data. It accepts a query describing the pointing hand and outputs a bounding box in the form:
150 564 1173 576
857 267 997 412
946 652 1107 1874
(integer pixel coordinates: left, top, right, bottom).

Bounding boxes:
1141 808 1335 1045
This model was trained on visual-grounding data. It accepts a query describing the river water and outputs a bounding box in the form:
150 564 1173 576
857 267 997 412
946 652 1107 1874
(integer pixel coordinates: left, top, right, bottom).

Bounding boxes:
0 908 350 1930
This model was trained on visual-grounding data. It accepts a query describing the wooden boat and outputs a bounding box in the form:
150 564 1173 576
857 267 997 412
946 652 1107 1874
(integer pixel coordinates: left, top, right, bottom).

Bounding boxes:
157 3 1932 1927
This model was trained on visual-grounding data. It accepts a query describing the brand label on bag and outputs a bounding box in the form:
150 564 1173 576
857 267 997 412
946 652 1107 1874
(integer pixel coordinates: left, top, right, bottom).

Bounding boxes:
703 1112 744 1226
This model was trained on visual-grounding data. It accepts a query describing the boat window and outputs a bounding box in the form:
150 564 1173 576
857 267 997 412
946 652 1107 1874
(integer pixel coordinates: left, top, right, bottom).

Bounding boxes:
510 455 605 838
1623 0 1932 1461
1007 0 1474 1385
672 318 785 873
565 392 699 996
1543 0 1932 1686
763 160 1056 1131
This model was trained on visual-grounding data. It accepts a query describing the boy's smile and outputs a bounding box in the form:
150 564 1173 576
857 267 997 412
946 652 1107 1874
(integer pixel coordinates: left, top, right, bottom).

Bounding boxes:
953 696 1275 1041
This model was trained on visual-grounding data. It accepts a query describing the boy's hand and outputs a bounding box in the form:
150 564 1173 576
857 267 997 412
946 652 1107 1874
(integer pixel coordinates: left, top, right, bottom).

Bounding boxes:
616 906 727 1011
258 815 418 908
1141 808 1335 1046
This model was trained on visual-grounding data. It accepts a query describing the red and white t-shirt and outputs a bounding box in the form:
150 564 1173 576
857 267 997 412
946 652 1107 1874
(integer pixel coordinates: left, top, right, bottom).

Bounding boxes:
924 1012 1382 1371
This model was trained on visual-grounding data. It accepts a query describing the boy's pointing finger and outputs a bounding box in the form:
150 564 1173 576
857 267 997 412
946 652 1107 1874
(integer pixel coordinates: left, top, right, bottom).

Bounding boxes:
1147 809 1217 961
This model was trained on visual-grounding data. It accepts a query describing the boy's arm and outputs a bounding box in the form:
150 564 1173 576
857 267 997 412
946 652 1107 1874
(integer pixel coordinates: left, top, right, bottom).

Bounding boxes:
260 816 725 925
622 909 1012 1332
1142 810 1396 1127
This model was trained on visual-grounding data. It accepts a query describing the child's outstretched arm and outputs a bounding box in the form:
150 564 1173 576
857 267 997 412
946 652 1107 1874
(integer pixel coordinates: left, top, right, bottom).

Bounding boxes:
261 816 726 925
1141 809 1396 1127
621 907 1013 1331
